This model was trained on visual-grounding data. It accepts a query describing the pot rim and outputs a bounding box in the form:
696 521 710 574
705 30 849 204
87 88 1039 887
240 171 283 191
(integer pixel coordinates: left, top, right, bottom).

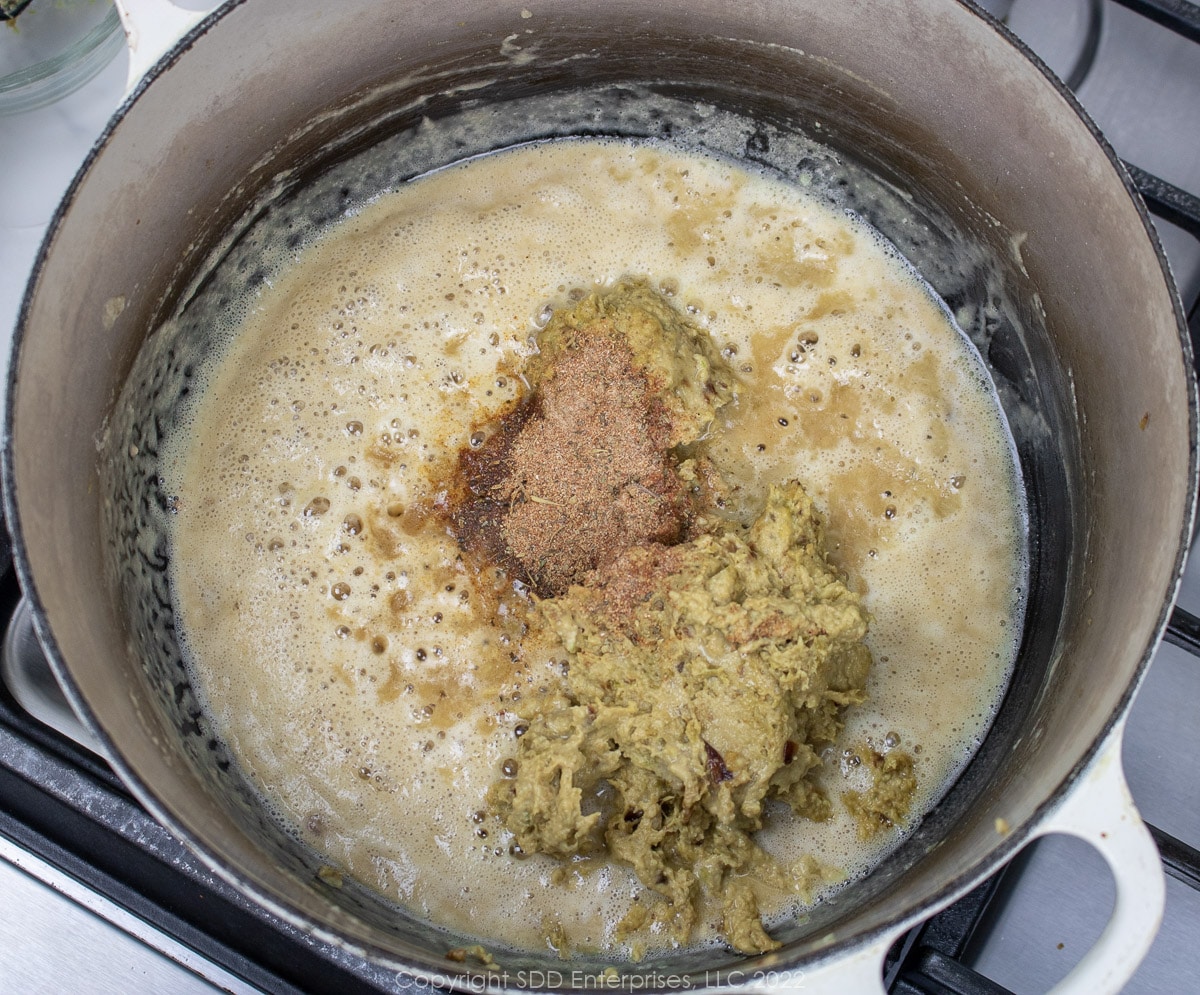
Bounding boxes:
3 0 1197 986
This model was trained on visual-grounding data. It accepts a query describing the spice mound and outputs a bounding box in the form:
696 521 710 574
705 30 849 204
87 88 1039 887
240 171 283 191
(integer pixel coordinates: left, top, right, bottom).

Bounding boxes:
490 483 879 954
451 280 734 596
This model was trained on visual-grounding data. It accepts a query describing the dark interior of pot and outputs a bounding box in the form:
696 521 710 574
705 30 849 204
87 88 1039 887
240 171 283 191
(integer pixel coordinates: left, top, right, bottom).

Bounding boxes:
7 0 1193 985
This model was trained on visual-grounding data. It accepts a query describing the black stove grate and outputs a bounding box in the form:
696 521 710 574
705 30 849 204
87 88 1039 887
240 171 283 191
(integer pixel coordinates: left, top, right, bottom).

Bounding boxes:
1109 0 1200 45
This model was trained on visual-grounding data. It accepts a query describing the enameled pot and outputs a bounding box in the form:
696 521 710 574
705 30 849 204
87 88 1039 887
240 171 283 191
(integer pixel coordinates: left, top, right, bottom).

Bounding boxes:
4 1 1195 991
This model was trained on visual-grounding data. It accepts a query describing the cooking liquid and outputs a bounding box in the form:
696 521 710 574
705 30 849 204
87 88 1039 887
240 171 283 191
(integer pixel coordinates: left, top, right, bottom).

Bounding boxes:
162 139 1026 954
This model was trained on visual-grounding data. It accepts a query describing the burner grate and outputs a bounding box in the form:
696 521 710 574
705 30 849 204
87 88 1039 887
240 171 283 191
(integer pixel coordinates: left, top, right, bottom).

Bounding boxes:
1109 0 1200 44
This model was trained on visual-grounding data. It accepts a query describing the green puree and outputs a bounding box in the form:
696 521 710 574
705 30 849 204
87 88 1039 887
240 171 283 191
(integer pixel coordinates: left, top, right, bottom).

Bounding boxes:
483 283 915 955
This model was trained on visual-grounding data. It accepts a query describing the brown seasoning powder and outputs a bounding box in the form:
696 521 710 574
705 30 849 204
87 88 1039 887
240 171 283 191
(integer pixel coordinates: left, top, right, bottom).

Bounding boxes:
452 324 691 596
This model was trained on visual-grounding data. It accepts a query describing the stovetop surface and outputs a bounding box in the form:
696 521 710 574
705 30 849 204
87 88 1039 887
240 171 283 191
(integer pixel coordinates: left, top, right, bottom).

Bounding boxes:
1 2 1198 992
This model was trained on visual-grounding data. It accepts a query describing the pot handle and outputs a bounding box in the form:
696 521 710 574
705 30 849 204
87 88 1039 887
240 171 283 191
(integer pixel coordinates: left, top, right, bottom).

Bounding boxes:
750 931 900 995
1032 721 1164 995
751 721 1161 995
113 0 212 95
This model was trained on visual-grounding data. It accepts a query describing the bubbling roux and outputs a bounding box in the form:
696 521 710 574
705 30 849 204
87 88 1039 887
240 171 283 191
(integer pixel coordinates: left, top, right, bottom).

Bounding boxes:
162 139 1026 954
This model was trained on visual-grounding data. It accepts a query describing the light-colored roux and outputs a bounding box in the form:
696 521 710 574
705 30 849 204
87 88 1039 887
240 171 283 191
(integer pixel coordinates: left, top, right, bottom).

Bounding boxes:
163 139 1026 954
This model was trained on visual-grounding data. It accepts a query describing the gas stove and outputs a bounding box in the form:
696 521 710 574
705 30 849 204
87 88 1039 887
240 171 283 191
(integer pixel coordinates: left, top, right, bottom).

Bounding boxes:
1 2 1197 991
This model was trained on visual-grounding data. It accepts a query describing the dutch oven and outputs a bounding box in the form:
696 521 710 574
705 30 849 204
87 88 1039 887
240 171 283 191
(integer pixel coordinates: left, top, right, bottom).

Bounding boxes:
4 0 1196 991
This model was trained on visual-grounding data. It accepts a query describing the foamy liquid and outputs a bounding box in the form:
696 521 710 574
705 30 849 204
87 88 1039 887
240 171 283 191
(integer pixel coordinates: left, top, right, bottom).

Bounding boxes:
161 139 1026 954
